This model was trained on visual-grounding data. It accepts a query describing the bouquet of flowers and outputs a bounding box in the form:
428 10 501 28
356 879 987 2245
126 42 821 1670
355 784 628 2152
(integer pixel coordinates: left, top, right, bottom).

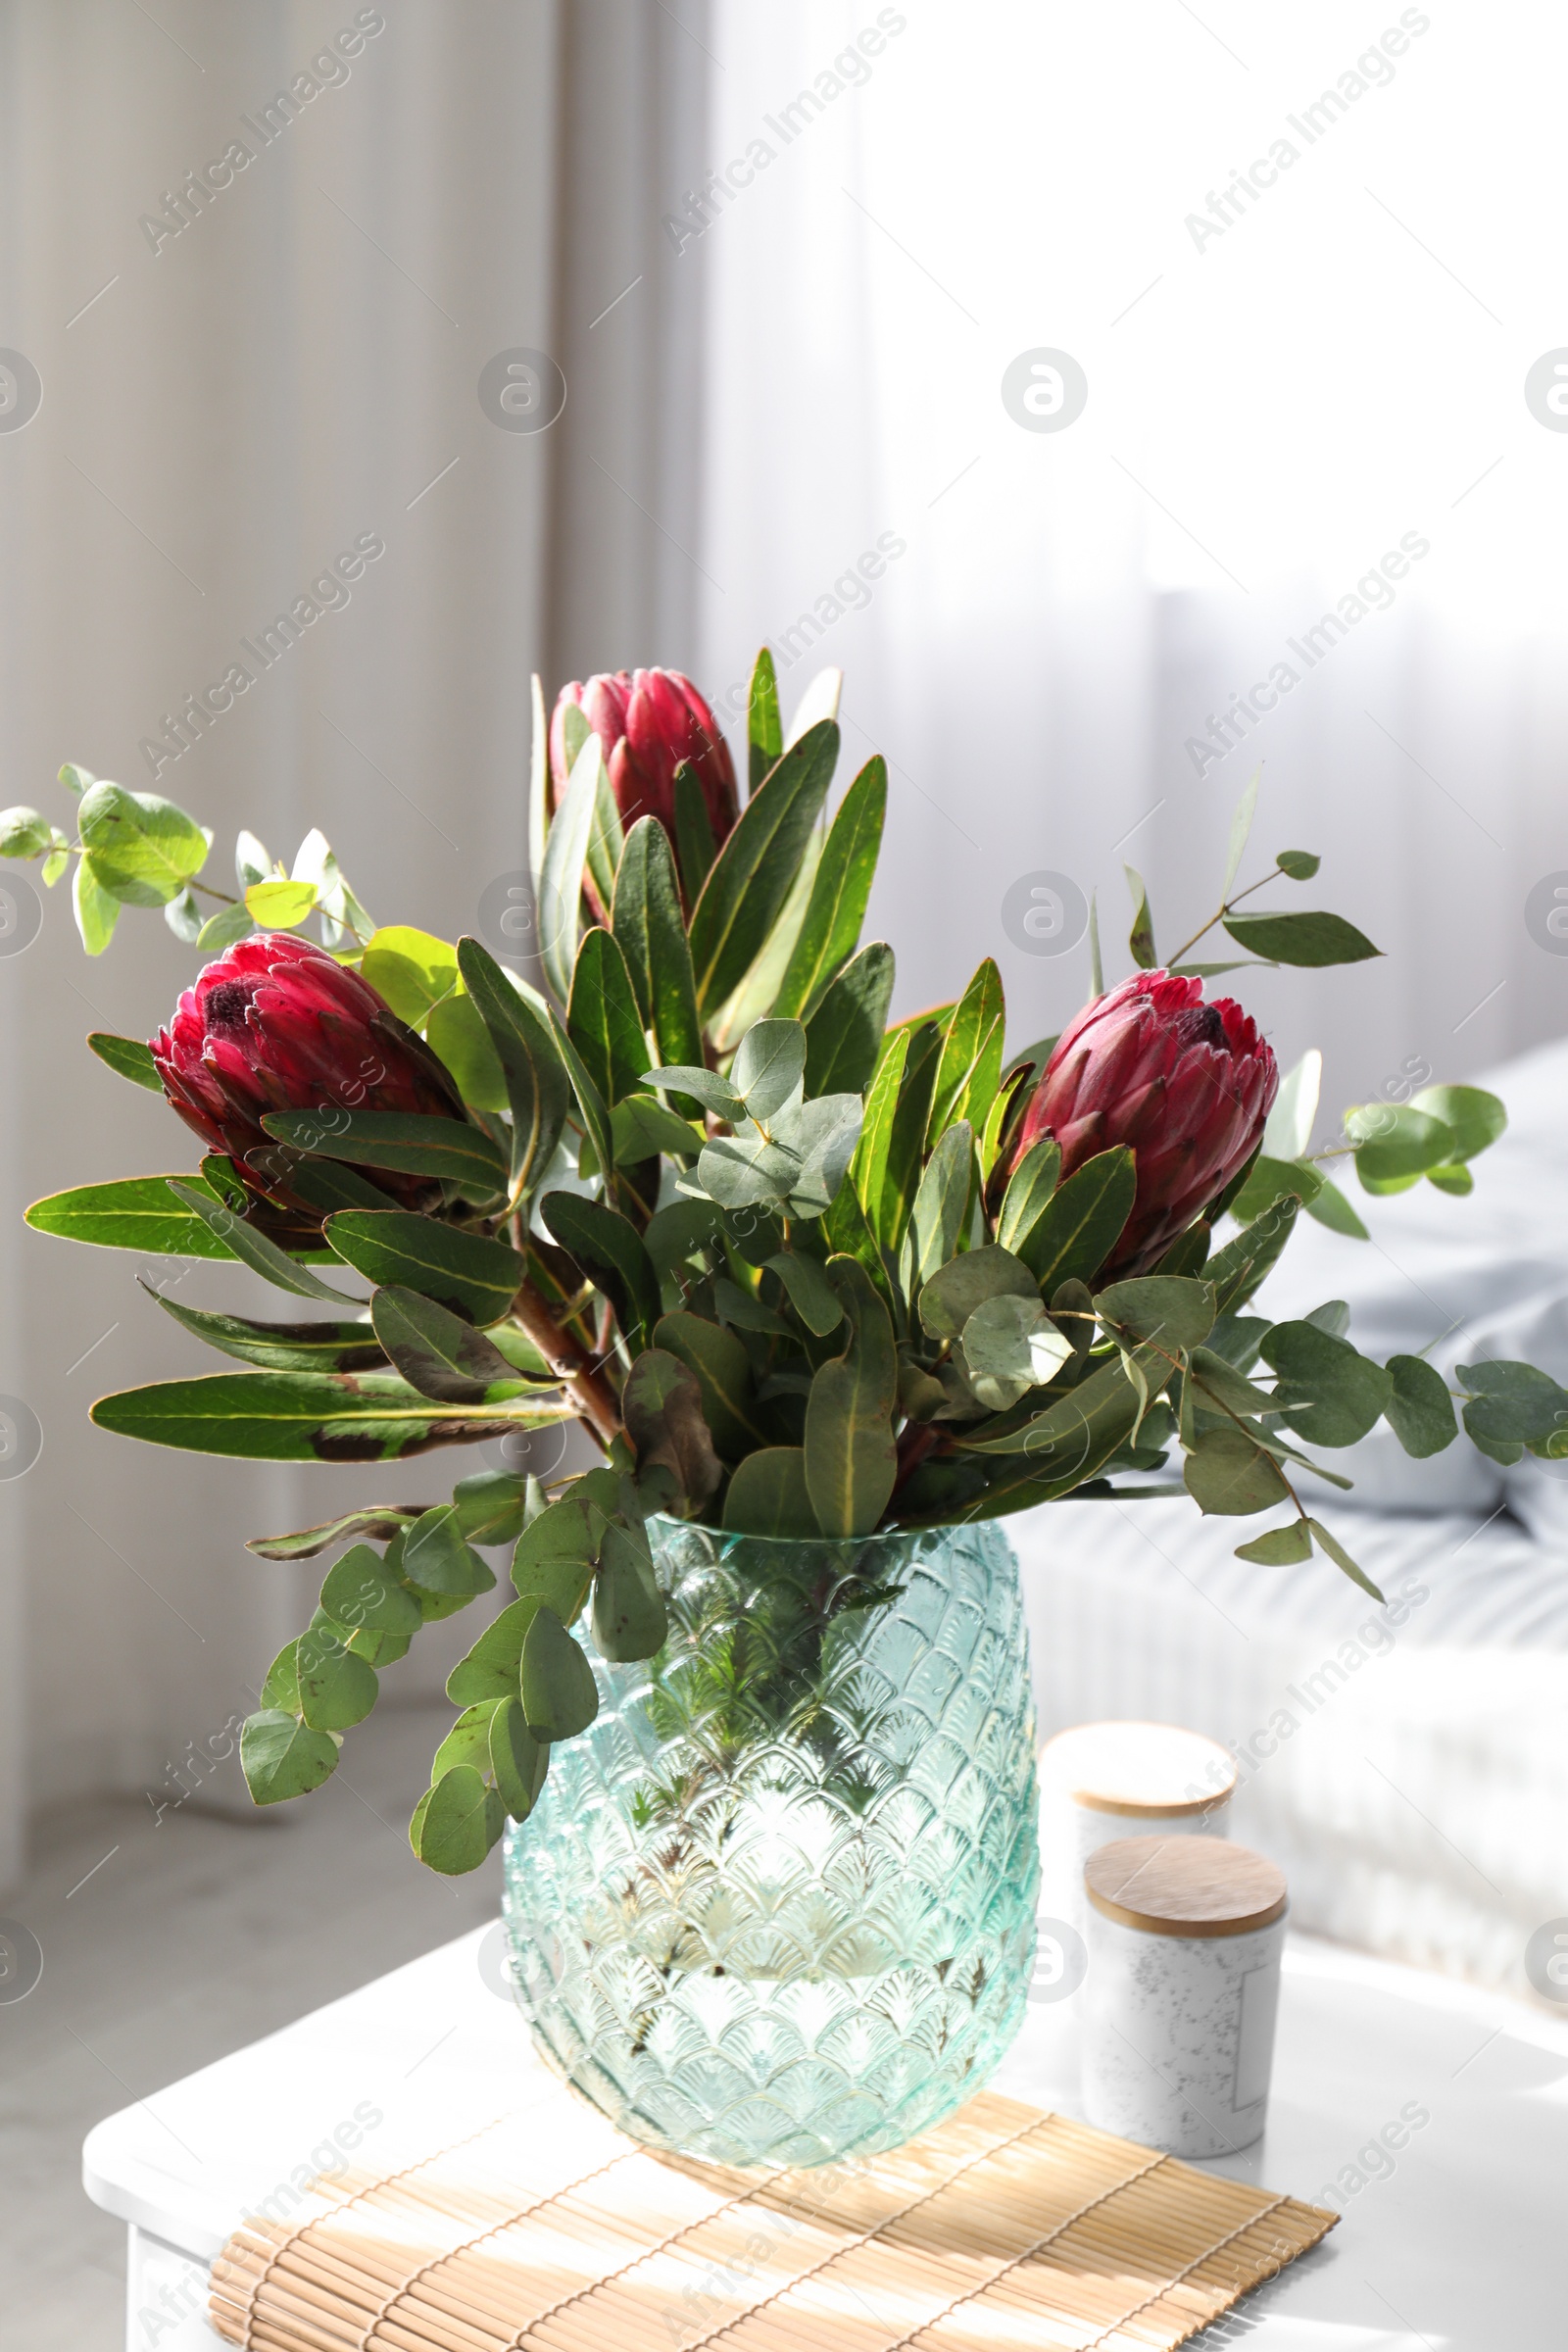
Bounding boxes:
6 656 1553 1878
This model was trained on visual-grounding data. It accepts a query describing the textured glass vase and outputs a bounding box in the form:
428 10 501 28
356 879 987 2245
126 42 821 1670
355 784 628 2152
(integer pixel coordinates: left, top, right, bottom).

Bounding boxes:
501 1514 1039 2168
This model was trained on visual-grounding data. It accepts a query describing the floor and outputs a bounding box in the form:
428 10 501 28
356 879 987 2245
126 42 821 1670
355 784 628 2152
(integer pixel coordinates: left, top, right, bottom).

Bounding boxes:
0 1703 498 2351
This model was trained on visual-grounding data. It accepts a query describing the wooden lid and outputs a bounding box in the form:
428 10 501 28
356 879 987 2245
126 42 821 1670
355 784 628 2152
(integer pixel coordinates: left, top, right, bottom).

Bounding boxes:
1085 1836 1288 1938
1041 1721 1237 1818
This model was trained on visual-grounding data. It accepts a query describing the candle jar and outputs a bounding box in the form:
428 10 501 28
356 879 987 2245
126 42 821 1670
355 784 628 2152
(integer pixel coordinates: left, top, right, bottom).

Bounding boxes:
1081 1836 1288 2159
1039 1722 1236 1941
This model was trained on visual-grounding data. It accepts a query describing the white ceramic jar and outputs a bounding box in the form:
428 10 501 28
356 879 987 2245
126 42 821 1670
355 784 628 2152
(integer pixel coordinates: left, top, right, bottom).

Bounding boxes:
1038 1721 1237 1940
1081 1835 1288 2159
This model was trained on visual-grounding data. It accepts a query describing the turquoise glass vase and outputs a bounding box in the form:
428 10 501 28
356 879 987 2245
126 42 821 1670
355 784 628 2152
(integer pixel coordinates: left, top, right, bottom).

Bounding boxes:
501 1514 1039 2167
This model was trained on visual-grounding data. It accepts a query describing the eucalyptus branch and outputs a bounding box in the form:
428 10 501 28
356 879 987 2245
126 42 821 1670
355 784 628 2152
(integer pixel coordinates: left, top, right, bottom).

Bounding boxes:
1166 864 1288 970
510 1278 620 1446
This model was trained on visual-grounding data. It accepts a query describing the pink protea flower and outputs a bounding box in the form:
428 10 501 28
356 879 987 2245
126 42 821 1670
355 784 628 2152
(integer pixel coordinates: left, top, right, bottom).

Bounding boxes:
1014 970 1279 1279
150 933 467 1218
549 668 738 910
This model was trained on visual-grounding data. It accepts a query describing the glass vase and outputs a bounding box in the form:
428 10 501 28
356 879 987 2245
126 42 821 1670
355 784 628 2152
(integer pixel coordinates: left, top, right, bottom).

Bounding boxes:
501 1513 1039 2168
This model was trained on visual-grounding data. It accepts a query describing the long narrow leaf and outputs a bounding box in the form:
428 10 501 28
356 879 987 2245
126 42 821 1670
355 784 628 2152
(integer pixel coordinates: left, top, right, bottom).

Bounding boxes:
538 732 603 1001
771 757 887 1021
688 719 839 1015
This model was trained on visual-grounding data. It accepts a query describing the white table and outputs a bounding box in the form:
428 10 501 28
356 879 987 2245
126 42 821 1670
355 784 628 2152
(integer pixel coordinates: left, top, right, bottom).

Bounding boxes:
84 1926 1568 2350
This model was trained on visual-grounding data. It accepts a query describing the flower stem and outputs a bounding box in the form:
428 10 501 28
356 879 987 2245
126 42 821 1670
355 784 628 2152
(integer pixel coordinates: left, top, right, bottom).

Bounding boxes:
511 1278 620 1447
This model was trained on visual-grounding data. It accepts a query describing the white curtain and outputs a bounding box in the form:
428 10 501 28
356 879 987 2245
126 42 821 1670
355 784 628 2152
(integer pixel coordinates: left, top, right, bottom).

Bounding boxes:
0 0 711 1886
693 0 1568 1099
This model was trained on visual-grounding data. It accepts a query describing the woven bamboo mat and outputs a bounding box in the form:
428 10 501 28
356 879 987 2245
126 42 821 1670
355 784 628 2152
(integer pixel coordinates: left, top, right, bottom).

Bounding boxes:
210 2084 1335 2352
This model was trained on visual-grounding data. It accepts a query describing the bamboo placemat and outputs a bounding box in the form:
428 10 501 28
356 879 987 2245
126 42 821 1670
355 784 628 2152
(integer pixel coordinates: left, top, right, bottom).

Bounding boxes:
210 2084 1336 2352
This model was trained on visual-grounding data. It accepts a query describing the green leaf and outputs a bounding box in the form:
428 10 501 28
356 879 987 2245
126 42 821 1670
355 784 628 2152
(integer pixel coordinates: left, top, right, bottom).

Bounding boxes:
910 1122 974 1288
928 959 1005 1146
694 1130 800 1211
370 1287 538 1404
539 731 603 1002
1425 1163 1473 1197
748 645 784 794
263 1108 506 1195
414 1764 504 1875
77 779 210 904
25 1172 241 1258
1306 1517 1385 1601
1183 1425 1293 1516
432 1699 503 1778
547 1007 615 1188
957 1294 1074 1412
148 1292 386 1373
1095 1276 1215 1353
1234 1519 1313 1565
324 1210 522 1325
541 1192 662 1351
641 1062 743 1121
0 804 51 858
1225 1155 1323 1226
765 1250 845 1337
489 1696 549 1822
567 927 649 1109
583 759 626 936
1346 1103 1456 1187
621 1349 721 1511
244 877 316 928
402 1501 496 1598
87 1033 162 1093
612 816 704 1093
722 1446 819 1537
91 1368 563 1462
1384 1353 1458 1456
511 1496 599 1614
1222 909 1382 966
73 855 121 954
1276 849 1320 880
1262 1050 1322 1162
1456 1360 1568 1451
1408 1085 1505 1165
1187 1345 1275 1416
956 1344 1176 1487
878 1019 943 1252
169 1181 363 1302
360 926 461 1025
453 1471 529 1549
320 1544 422 1635
1260 1321 1394 1446
520 1607 600 1740
611 1095 702 1163
673 767 718 906
689 719 839 1016
1206 1195 1299 1312
1221 765 1262 900
1019 1147 1136 1294
426 993 508 1113
803 940 896 1100
455 938 570 1196
165 886 202 944
843 1022 906 1234
196 902 256 952
592 1523 667 1662
1301 1178 1370 1240
240 1711 339 1805
771 758 888 1022
731 1018 808 1123
447 1596 543 1703
996 1138 1059 1260
654 1309 771 1459
1124 864 1155 969
918 1244 1036 1341
804 1257 898 1536
247 1507 422 1561
260 1642 301 1713
294 1616 379 1730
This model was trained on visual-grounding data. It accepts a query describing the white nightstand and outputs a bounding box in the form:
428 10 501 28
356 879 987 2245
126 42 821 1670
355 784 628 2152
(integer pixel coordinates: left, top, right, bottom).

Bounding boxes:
83 1927 1568 2350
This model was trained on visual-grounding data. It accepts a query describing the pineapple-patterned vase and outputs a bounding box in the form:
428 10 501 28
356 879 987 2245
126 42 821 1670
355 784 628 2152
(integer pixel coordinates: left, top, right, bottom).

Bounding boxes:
501 1515 1039 2167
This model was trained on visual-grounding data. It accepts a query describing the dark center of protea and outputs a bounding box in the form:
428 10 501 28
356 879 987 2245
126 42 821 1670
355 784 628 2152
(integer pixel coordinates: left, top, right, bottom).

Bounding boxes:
1170 1003 1228 1053
203 980 253 1034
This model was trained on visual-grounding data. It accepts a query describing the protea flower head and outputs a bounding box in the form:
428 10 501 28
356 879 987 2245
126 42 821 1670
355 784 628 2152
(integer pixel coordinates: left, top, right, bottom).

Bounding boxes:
1015 970 1278 1279
549 668 738 906
150 932 467 1218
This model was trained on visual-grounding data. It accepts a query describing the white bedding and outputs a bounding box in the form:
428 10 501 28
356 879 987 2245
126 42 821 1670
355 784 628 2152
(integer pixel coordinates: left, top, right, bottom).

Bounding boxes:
1011 1034 1568 1996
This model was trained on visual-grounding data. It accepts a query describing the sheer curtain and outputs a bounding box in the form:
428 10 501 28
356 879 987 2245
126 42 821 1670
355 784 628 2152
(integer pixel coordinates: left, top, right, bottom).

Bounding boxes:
0 0 710 1886
692 0 1568 1103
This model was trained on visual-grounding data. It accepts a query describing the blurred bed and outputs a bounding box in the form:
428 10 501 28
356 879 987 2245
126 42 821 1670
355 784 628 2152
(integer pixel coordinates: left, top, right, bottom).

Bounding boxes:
1013 1033 1568 2000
